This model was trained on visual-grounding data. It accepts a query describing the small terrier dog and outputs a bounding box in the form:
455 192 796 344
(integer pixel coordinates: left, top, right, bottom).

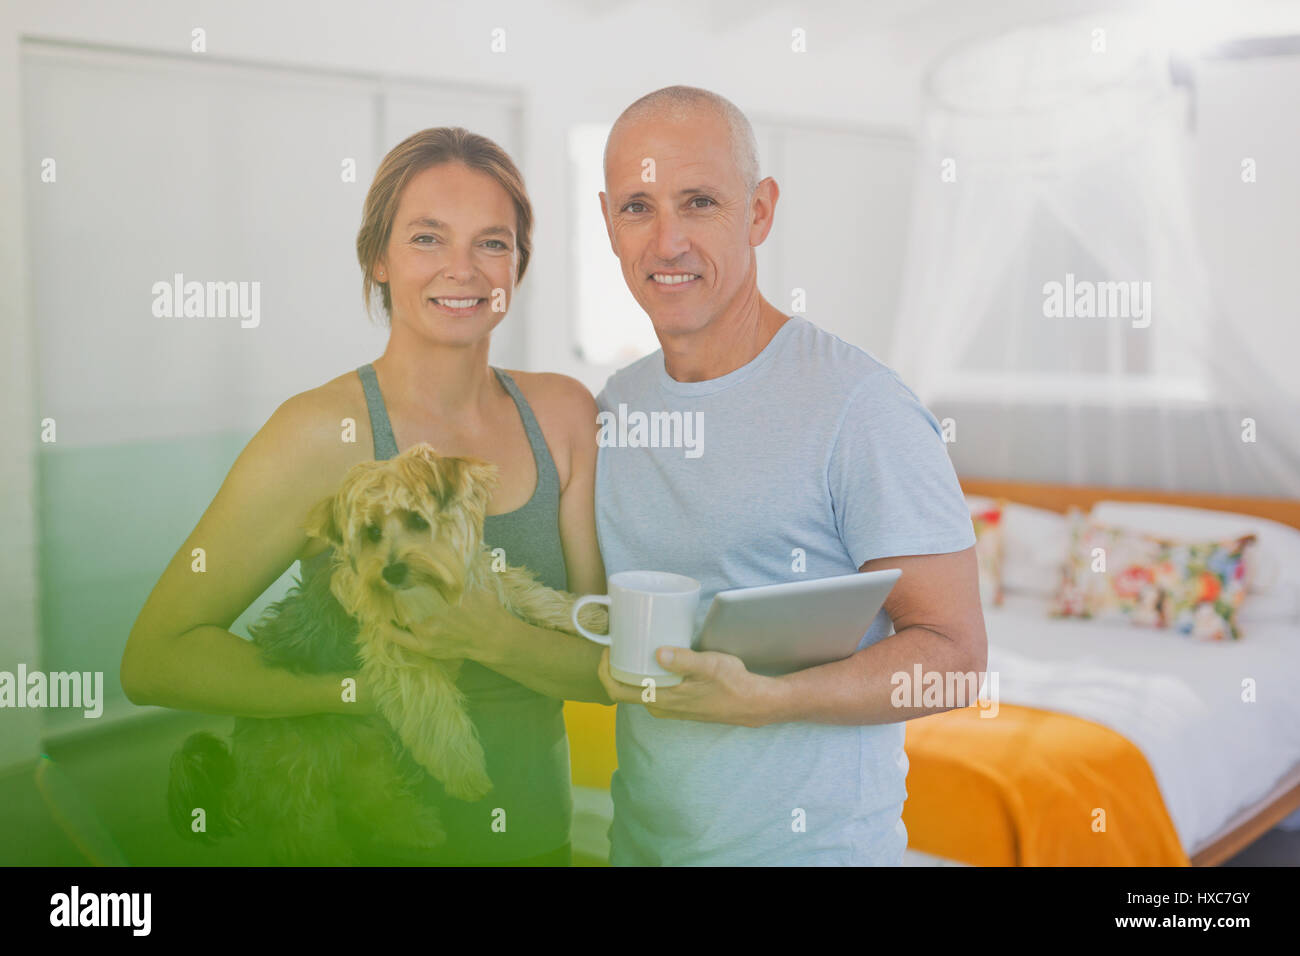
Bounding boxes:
168 443 605 865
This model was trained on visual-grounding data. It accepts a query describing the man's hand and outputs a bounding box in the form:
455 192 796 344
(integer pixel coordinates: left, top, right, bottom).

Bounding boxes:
383 587 515 662
596 645 784 728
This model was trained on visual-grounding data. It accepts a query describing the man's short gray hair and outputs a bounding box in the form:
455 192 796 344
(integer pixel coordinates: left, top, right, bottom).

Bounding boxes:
605 85 761 196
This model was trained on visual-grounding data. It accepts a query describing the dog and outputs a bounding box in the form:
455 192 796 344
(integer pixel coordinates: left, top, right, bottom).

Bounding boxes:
168 443 606 865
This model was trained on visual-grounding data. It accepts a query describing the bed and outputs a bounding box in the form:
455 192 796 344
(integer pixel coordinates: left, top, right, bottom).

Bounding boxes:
562 478 1300 865
918 477 1300 866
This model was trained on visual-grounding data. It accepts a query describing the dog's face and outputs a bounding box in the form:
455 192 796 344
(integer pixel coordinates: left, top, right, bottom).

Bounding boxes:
304 444 498 625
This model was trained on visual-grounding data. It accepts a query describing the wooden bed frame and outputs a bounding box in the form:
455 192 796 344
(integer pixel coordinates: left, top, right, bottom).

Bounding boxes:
958 475 1300 866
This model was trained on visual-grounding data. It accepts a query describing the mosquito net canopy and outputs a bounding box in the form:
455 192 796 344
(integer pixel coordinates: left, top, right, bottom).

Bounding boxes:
889 16 1300 498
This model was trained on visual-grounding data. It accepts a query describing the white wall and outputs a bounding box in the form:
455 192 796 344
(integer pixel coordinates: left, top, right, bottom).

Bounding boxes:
21 42 530 445
0 1 44 769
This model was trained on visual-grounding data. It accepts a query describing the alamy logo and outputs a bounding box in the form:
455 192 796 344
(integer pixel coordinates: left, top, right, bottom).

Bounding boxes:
890 665 999 717
1042 273 1151 328
151 273 261 328
50 886 151 935
596 403 703 459
0 665 103 718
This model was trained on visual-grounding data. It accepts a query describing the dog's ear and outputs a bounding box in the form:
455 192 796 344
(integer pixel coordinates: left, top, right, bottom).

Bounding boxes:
400 442 500 513
425 455 499 517
302 493 342 546
402 442 443 474
445 457 500 515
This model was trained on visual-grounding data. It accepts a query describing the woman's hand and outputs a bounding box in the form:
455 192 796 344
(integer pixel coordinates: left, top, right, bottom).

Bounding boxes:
384 586 516 662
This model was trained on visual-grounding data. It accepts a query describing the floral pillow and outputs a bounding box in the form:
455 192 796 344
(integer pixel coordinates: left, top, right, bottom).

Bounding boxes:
1050 509 1255 640
971 500 1005 606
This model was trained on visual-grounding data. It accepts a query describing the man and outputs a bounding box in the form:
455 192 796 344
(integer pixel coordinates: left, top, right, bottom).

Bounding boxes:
593 85 987 866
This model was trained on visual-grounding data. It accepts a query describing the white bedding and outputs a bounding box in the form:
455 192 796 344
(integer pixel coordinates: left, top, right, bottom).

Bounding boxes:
978 592 1300 856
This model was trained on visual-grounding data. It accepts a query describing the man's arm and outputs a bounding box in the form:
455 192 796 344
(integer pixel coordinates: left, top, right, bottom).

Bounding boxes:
597 546 987 727
595 369 985 726
764 547 987 725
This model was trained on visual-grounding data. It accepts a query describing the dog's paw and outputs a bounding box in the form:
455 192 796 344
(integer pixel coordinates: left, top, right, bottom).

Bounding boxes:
575 601 609 635
444 768 494 803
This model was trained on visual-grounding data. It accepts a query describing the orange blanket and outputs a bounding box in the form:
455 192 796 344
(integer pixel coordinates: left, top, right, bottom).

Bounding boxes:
902 703 1189 866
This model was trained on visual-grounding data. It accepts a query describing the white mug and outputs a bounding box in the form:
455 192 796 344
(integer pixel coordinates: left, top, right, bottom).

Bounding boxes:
571 571 701 687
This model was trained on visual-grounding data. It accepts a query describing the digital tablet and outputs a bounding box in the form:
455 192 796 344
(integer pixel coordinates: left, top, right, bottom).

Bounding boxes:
694 569 901 676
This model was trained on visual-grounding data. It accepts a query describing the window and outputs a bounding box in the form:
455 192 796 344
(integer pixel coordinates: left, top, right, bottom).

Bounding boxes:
569 122 660 365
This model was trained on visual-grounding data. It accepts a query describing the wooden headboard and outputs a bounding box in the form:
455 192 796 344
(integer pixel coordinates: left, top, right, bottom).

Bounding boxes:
959 476 1300 533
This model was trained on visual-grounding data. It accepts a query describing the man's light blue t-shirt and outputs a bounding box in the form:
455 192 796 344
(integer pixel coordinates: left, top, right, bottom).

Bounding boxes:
593 315 976 866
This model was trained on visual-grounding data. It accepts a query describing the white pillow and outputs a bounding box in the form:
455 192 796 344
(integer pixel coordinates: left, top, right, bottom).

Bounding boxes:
965 495 1069 598
1088 500 1300 623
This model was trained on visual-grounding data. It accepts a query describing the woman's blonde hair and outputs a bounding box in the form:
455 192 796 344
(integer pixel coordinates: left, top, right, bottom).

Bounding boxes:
356 127 533 321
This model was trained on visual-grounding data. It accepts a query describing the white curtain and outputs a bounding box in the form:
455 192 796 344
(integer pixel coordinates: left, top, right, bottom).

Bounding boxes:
890 17 1300 498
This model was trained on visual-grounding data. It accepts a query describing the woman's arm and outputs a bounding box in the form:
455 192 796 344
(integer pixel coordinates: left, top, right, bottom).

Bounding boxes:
120 392 372 718
480 374 609 700
554 383 607 600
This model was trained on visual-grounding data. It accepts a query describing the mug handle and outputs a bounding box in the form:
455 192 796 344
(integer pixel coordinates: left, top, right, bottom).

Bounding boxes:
571 595 612 645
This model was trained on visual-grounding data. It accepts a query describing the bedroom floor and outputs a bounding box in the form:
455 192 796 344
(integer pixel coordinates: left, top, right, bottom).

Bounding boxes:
3 710 1294 867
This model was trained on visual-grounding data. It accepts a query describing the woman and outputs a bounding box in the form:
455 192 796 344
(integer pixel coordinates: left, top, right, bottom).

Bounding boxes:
121 127 608 866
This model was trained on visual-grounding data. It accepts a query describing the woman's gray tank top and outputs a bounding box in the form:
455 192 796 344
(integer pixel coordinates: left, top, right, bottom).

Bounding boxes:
300 362 572 863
